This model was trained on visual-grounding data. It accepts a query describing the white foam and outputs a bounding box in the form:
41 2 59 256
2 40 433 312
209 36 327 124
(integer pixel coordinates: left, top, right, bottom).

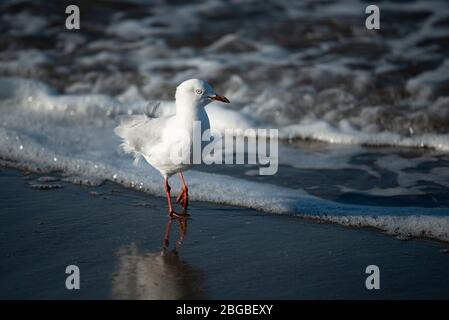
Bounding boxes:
1 77 449 243
106 19 153 39
2 0 448 154
2 11 48 35
407 58 449 101
0 50 50 76
279 121 449 152
307 215 449 242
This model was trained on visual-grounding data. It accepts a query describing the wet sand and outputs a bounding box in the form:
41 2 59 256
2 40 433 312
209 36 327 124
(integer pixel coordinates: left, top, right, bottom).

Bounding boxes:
0 167 448 299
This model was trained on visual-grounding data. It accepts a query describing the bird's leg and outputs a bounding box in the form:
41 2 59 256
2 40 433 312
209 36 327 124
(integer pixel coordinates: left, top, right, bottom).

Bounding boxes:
165 177 187 218
176 172 189 212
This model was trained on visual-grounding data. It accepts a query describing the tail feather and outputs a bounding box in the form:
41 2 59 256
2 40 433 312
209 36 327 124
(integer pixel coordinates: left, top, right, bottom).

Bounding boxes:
117 141 142 166
114 115 149 166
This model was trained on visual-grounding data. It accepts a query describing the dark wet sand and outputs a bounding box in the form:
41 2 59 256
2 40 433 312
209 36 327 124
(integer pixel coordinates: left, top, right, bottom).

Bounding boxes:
0 167 448 299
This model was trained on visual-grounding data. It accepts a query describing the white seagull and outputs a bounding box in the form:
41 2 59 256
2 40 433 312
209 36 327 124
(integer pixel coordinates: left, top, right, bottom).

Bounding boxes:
115 79 230 218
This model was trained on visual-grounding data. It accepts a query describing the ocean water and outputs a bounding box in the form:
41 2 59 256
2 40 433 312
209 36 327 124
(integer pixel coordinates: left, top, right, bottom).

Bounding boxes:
0 0 448 241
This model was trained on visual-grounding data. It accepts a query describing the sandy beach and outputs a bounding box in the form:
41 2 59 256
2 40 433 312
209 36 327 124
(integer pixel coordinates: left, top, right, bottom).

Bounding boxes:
1 167 448 299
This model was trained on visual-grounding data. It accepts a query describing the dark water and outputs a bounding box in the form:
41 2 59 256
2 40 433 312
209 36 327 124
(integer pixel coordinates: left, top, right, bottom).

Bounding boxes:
1 167 449 299
197 141 449 209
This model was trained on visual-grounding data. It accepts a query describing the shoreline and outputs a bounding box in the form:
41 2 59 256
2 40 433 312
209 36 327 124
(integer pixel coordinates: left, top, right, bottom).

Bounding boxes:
2 159 448 244
1 166 449 299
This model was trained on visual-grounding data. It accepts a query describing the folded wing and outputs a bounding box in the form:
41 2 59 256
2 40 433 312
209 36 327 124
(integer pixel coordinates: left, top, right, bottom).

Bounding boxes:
114 114 167 165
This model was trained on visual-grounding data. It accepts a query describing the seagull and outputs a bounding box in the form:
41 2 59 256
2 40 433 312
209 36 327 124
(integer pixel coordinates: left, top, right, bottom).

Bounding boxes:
115 79 230 218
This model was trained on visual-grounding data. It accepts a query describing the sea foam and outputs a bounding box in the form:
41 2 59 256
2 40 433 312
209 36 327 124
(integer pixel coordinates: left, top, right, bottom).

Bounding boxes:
1 77 448 242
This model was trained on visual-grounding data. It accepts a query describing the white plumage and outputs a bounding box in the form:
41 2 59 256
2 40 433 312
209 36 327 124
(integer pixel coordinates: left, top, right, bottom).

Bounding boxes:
114 78 230 216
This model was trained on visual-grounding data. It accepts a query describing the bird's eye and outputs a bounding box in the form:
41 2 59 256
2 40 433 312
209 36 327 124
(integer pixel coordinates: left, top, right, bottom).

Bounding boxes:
195 88 203 95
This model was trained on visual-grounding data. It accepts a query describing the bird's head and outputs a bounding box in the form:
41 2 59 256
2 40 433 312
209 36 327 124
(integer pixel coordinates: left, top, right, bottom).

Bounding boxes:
175 79 230 108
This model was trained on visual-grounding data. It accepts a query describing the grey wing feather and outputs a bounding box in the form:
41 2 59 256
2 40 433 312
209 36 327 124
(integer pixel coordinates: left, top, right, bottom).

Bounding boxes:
144 101 162 118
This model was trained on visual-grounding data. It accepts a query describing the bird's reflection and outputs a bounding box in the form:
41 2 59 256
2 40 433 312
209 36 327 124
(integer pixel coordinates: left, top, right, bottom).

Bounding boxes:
162 215 188 251
111 216 204 299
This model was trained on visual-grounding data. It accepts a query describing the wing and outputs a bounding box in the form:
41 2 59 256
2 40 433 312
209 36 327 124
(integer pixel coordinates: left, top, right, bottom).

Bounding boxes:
114 113 170 165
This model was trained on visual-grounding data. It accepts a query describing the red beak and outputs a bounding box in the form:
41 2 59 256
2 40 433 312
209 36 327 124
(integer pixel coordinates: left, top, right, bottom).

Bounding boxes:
209 94 230 103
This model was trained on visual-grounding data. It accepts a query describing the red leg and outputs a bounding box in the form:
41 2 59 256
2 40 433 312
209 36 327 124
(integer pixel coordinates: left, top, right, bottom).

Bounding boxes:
176 172 189 211
165 177 187 218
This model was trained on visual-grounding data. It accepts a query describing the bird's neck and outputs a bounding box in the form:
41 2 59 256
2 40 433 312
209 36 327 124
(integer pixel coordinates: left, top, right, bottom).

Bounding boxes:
175 100 210 133
176 100 206 120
